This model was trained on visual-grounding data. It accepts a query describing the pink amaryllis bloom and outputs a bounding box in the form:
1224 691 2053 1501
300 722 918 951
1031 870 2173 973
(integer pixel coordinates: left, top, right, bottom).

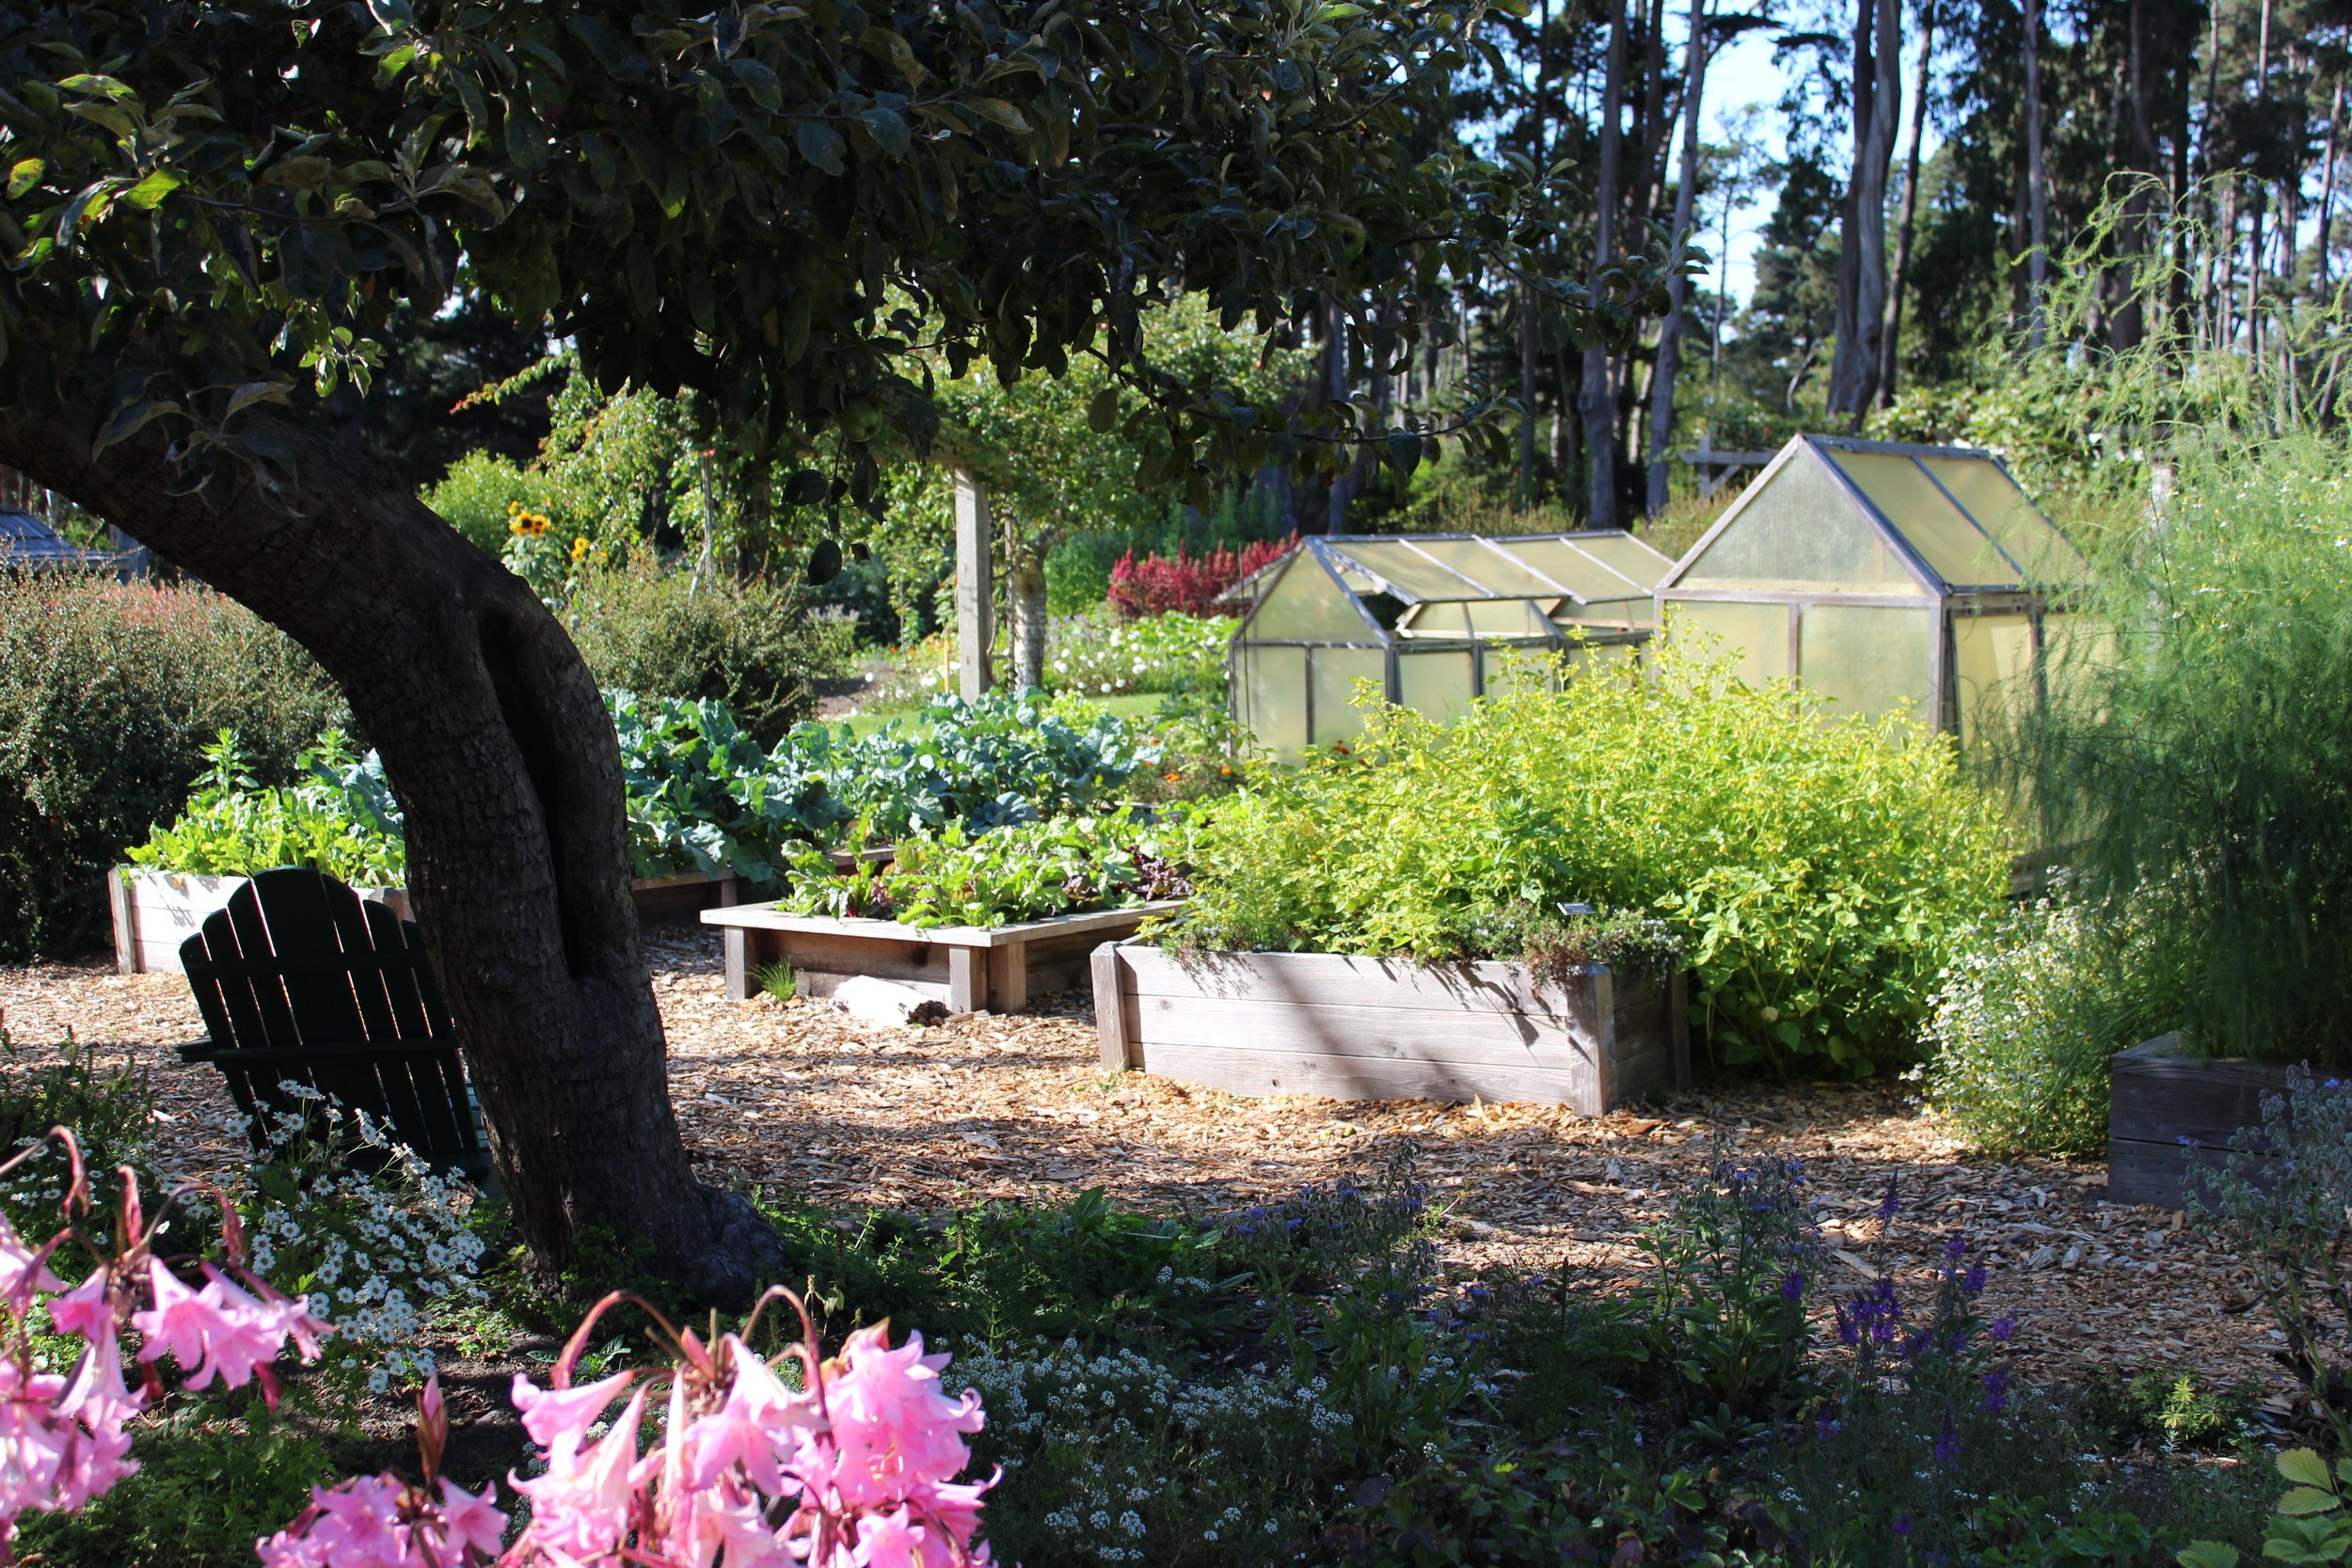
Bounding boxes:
509 1367 636 1452
130 1260 326 1395
509 1385 645 1561
0 1214 67 1317
820 1326 986 1510
0 1333 147 1547
255 1470 510 1568
44 1266 116 1343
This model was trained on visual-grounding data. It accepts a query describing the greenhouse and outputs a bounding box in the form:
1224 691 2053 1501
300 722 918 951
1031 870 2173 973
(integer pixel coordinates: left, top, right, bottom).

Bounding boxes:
1656 434 2093 747
1222 531 1676 755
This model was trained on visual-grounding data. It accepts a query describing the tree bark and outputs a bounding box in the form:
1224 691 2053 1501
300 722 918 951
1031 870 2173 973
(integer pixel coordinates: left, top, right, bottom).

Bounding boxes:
1645 0 1710 514
1827 0 1901 420
0 395 782 1303
1881 3 1937 402
2022 0 2052 347
1581 0 1629 529
1007 537 1049 690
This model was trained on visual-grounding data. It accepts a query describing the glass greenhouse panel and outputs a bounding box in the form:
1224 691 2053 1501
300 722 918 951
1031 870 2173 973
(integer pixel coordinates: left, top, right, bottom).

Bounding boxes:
1462 598 1558 637
1826 451 2021 589
1671 599 1790 687
1239 645 1309 753
1679 455 1928 592
1397 650 1476 719
1406 537 1569 598
1246 558 1378 641
1797 603 1932 720
1332 540 1495 601
1310 647 1387 744
1918 457 2087 585
1556 594 1653 629
1502 537 1649 601
1564 531 1675 586
1396 602 1469 639
1951 612 2035 749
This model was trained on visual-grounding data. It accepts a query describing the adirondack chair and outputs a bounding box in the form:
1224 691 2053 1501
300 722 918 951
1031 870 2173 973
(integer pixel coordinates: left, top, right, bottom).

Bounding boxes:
176 867 492 1181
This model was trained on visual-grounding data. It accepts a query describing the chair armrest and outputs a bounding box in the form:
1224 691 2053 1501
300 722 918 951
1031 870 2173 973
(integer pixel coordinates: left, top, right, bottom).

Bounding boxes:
177 1036 462 1069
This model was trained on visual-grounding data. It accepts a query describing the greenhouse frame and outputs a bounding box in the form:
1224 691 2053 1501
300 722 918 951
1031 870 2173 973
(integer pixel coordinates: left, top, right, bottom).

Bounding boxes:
1655 433 2093 746
1222 531 1677 755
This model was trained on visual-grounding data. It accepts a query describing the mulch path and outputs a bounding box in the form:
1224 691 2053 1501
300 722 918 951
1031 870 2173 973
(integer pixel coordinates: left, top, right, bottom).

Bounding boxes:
0 930 2293 1416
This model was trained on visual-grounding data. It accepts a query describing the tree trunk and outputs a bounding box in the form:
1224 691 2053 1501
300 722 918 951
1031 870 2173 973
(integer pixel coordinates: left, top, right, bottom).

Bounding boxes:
2022 0 2052 347
1007 539 1049 690
2319 76 2344 296
1582 0 1629 529
0 399 782 1301
1881 4 1937 403
1827 0 1900 420
1645 0 1710 514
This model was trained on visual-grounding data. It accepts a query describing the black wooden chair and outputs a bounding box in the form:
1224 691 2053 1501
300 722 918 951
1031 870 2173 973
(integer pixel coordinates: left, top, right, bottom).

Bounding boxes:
177 867 492 1182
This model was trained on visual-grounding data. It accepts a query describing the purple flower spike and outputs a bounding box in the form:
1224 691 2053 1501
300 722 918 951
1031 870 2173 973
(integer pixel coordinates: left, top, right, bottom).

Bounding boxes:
1781 1270 1805 1303
1962 1263 1987 1295
1894 1516 1915 1538
1943 1234 1967 1263
1933 1416 1961 1468
1981 1370 2010 1413
1989 1315 2016 1342
1877 1180 1900 1224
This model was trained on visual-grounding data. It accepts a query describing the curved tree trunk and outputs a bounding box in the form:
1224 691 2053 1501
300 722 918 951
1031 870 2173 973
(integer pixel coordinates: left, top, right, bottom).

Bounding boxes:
0 394 781 1303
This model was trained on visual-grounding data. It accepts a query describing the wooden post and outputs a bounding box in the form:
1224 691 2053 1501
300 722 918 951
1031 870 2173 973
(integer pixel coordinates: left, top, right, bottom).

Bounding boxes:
1091 942 1136 1071
953 469 993 702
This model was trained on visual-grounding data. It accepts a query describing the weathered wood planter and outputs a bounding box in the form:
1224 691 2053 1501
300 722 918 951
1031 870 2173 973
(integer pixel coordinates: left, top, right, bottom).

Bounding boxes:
111 866 739 975
2108 1033 2293 1209
1089 942 1689 1117
702 902 1184 1014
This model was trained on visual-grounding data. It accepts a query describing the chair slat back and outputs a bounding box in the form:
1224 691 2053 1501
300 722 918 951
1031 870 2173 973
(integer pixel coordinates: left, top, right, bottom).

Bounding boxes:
181 869 484 1173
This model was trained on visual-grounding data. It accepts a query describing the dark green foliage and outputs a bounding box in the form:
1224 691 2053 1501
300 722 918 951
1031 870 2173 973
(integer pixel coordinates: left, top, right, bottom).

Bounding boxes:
2076 1368 2256 1453
2013 437 2352 1065
13 1392 345 1568
564 565 855 747
0 1022 153 1241
0 572 345 958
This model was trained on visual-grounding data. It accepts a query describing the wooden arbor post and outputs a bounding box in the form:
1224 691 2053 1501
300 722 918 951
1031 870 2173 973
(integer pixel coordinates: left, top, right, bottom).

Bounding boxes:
953 469 993 702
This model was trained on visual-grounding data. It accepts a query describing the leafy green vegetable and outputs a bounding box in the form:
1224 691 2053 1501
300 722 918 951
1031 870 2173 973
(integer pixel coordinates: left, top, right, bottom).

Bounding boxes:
778 810 1193 928
125 730 404 885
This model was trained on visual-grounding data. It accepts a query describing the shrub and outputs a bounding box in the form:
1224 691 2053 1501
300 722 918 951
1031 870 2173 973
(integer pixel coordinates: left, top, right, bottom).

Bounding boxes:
1173 637 2010 1075
1105 536 1291 619
418 449 548 557
0 572 345 958
2013 436 2352 1065
778 808 1193 927
564 560 856 745
1915 894 2185 1157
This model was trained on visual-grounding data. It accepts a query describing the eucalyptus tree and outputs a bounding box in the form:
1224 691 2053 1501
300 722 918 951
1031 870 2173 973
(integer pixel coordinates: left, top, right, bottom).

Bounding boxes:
0 0 1658 1294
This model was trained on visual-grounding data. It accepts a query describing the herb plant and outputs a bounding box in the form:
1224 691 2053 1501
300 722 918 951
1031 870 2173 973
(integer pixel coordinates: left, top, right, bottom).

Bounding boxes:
125 729 405 885
1171 637 2009 1074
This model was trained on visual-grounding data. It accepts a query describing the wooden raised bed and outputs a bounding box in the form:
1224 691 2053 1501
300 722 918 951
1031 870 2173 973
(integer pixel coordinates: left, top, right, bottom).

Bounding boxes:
2107 1033 2293 1209
1090 942 1689 1117
701 902 1184 1013
111 866 739 975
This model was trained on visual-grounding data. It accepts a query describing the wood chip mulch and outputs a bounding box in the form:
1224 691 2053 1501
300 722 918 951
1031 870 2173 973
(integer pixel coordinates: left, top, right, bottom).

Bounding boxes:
0 931 2295 1412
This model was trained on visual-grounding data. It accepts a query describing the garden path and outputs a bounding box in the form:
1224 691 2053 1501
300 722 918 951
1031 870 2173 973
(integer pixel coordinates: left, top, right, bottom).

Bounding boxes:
0 934 2291 1417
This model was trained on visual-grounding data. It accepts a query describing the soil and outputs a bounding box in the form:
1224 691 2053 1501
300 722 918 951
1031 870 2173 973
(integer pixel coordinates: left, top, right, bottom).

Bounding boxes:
0 928 2299 1472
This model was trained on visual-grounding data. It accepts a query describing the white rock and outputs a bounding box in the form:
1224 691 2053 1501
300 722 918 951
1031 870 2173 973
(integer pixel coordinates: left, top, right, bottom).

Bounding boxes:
831 975 936 1027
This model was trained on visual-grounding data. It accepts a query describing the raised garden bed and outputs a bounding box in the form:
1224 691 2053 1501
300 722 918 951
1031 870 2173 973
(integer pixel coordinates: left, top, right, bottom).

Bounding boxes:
1089 942 1688 1117
702 902 1184 1013
110 866 739 975
2107 1033 2292 1208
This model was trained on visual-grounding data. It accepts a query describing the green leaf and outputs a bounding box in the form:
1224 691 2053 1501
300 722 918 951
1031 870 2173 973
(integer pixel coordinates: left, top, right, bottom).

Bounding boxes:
120 169 181 210
90 396 178 457
968 98 1031 135
1085 387 1120 434
6 160 42 198
56 72 135 101
2279 1488 2344 1518
730 58 783 112
2281 1451 2333 1490
860 107 911 160
2173 1544 2238 1568
220 381 291 420
796 120 848 177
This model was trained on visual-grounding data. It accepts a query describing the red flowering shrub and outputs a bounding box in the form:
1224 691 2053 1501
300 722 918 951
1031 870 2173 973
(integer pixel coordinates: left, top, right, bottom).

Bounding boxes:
1106 535 1294 619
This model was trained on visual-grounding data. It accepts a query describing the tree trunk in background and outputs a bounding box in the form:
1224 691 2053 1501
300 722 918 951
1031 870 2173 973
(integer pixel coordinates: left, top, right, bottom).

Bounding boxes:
1881 4 1936 404
0 396 783 1304
1645 0 1710 514
2023 0 2052 347
1007 541 1048 691
2108 0 2162 352
2318 76 2344 296
1828 0 1900 420
1581 0 1629 528
1519 0 1550 507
